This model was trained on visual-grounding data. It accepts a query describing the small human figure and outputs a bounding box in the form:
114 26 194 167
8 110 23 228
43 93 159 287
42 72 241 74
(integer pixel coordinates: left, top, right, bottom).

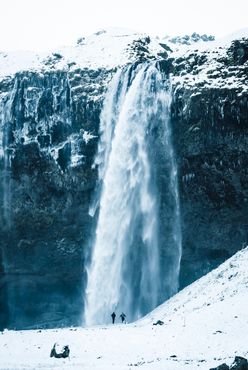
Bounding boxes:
153 320 164 326
111 312 116 324
120 312 126 323
50 343 70 358
62 345 70 358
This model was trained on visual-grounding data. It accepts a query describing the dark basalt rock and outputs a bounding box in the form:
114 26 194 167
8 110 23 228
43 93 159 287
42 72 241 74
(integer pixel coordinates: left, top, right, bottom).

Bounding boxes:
168 32 215 45
159 43 173 52
231 356 248 370
210 363 229 370
127 37 158 62
157 58 174 74
210 356 248 370
172 86 248 287
226 38 248 65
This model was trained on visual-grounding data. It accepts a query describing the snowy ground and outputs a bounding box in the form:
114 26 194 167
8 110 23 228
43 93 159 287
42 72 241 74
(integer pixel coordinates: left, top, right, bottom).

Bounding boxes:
1 247 248 370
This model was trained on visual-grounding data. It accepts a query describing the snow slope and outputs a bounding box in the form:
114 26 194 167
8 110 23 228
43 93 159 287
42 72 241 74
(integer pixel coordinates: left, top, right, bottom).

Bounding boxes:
0 28 162 78
1 27 247 80
0 246 247 370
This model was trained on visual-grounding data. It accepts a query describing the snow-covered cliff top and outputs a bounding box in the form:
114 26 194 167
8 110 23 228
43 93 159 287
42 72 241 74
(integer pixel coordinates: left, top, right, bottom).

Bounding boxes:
0 27 247 81
0 28 162 78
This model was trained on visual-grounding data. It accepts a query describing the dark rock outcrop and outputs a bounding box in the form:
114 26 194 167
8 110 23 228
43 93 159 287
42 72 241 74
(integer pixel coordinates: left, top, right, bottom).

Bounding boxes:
165 32 215 46
172 85 248 287
210 356 248 370
226 39 248 65
210 364 229 370
167 38 248 287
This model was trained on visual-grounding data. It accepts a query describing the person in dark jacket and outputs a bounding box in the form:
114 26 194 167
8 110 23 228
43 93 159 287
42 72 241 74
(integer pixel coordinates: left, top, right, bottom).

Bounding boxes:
120 312 126 323
50 343 70 358
111 312 116 324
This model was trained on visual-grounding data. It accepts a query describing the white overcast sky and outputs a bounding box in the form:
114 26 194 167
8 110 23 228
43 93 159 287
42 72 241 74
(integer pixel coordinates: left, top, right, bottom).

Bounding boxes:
0 0 247 51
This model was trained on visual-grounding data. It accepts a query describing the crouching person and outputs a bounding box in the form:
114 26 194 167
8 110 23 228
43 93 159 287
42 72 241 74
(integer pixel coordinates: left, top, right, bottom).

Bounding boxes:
50 343 70 358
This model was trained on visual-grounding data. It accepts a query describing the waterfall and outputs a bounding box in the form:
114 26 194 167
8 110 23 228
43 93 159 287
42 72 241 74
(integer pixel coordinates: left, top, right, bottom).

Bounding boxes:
85 63 181 326
0 80 17 229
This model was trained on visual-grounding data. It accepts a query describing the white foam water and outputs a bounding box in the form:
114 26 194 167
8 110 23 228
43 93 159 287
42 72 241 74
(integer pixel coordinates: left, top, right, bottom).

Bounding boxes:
85 63 181 325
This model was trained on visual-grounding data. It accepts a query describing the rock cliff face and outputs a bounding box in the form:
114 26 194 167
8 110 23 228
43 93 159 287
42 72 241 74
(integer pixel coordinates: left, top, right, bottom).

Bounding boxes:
170 37 248 287
0 29 247 329
0 68 112 329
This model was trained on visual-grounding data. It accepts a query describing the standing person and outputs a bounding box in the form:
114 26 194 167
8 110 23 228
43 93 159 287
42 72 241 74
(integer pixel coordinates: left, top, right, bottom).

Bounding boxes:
111 312 116 324
120 312 126 323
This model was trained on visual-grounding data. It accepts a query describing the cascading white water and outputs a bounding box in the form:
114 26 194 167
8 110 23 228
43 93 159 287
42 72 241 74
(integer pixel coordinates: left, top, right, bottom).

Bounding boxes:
89 68 131 217
85 63 181 326
0 80 17 229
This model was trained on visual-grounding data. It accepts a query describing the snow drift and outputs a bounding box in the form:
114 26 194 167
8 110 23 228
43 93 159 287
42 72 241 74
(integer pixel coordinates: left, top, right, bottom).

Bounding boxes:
0 246 247 370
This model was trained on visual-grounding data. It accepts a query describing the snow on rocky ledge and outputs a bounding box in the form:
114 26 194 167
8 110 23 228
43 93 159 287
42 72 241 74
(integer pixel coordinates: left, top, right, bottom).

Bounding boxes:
0 246 247 370
170 28 248 93
1 27 248 82
0 28 163 78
